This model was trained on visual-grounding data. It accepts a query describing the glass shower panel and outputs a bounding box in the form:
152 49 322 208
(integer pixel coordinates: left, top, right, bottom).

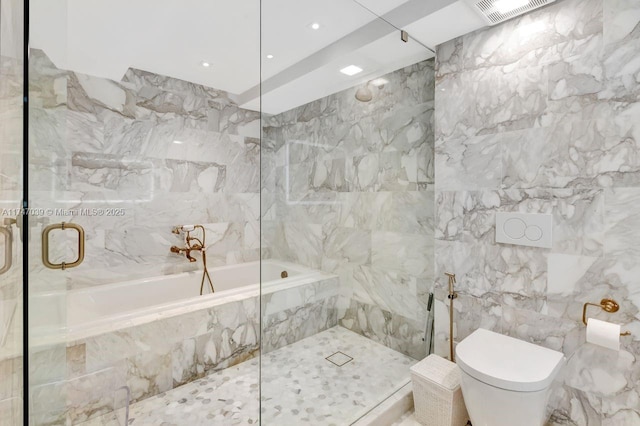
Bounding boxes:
27 0 261 424
260 1 435 423
0 0 24 423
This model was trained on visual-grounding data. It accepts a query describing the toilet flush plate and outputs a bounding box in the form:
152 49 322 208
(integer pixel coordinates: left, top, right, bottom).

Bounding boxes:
495 212 552 249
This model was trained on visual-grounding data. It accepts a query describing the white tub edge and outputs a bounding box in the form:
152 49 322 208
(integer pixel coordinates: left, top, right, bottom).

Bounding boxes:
31 267 337 349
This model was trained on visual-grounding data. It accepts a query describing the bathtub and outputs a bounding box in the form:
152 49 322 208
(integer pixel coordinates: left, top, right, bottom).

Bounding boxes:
28 259 340 423
30 259 333 346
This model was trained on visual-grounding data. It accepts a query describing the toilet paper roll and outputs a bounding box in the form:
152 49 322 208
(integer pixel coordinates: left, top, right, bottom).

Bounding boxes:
586 318 620 351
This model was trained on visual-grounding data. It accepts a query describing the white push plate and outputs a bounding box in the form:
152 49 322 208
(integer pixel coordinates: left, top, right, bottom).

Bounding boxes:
495 212 553 249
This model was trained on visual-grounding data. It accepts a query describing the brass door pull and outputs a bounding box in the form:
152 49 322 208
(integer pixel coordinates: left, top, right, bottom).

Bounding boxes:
42 222 85 270
0 226 12 275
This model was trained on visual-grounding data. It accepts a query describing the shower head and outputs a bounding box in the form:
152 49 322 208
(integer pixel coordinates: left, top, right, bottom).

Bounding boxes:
355 84 373 102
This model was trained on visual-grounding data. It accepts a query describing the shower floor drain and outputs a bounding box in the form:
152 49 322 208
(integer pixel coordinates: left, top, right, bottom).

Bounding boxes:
325 351 353 367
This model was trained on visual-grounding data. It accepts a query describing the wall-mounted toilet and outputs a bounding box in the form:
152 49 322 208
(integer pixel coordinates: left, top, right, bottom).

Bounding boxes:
456 328 565 426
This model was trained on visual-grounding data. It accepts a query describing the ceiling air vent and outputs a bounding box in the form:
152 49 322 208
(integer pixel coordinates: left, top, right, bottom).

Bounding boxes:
465 0 557 26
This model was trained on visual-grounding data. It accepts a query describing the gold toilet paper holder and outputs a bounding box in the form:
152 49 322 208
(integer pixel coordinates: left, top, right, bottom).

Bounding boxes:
582 299 631 336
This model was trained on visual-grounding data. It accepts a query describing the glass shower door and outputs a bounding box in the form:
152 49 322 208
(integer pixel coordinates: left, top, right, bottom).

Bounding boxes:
0 0 25 423
26 4 124 423
26 2 130 424
26 1 262 424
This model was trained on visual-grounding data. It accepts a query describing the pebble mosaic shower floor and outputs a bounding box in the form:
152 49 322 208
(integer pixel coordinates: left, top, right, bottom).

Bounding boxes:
83 326 417 425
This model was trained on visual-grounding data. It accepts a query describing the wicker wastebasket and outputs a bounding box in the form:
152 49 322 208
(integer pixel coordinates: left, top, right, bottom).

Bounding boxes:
410 354 469 426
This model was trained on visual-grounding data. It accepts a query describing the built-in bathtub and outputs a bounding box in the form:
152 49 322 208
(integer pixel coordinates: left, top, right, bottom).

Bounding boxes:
27 260 339 424
31 260 330 345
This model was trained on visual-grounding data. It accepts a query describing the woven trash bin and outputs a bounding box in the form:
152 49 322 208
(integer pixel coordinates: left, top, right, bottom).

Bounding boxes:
410 354 469 426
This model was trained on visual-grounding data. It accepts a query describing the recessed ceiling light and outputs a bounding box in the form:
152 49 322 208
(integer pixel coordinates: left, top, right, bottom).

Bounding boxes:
340 65 363 76
173 140 183 144
310 22 321 30
266 54 274 59
371 78 389 87
494 0 529 14
201 61 211 68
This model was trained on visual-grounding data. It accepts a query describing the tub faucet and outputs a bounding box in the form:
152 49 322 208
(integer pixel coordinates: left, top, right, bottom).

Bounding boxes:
170 225 215 295
170 244 202 262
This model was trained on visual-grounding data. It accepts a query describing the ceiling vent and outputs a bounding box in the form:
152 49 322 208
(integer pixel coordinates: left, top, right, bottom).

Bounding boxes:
465 0 557 26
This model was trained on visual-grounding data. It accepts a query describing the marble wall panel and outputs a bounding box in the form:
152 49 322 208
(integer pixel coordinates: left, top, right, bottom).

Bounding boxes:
261 277 339 353
434 0 640 422
338 299 426 360
29 49 261 291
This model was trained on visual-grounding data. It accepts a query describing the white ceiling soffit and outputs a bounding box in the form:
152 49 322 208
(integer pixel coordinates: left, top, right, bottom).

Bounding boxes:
245 31 431 113
352 0 412 18
261 0 412 81
30 0 486 115
404 1 486 48
243 0 459 113
245 0 487 114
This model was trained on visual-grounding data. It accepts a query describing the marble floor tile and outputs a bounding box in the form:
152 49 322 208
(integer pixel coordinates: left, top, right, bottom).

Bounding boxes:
261 327 417 425
391 411 422 426
81 326 416 426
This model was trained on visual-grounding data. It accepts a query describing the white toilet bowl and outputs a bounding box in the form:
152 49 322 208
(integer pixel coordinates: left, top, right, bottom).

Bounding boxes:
456 328 565 426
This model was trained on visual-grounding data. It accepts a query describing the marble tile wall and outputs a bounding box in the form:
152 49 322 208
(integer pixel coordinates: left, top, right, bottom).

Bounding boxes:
262 60 435 359
434 0 640 423
28 49 261 292
261 276 340 353
0 0 24 424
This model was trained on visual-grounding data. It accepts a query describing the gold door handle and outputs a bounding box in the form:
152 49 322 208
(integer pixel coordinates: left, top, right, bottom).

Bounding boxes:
42 222 85 270
0 226 12 275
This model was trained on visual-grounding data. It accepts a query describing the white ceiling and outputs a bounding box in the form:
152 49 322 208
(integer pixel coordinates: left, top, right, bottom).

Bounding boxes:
249 31 430 113
260 0 411 80
30 0 487 115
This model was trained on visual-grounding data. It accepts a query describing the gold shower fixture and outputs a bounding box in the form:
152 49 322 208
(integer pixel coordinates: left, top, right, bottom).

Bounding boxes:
171 224 215 295
445 272 457 363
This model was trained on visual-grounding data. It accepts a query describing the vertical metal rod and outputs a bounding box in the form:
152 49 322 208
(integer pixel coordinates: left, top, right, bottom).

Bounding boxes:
23 0 31 421
445 272 457 363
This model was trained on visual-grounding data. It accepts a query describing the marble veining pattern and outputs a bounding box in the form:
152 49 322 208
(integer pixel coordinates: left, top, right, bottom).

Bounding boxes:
29 49 261 293
82 326 415 426
434 0 640 423
29 272 337 424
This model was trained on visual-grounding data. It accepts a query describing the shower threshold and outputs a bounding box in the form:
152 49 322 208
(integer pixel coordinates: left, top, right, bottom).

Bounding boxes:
82 326 417 425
